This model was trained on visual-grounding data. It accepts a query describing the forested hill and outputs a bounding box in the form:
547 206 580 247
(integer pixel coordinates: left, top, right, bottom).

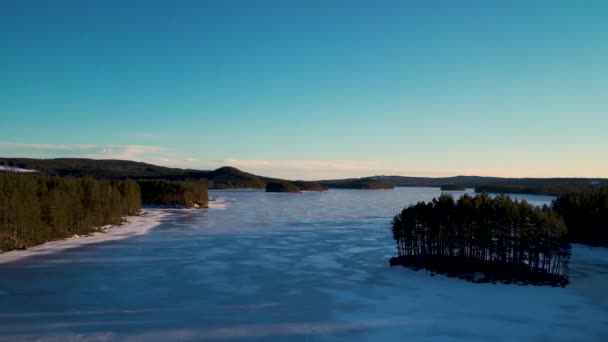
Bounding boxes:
0 158 322 190
324 176 607 195
2 158 606 194
0 158 266 187
0 158 189 179
366 175 608 189
275 174 578 192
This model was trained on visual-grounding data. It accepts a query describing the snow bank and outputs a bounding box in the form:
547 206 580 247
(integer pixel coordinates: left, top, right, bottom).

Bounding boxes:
0 166 37 173
0 210 169 264
208 196 231 210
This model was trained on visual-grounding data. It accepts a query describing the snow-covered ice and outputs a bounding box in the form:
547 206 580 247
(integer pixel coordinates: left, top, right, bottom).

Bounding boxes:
0 188 606 341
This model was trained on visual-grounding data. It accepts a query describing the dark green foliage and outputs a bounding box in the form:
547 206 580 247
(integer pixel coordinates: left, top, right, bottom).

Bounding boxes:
552 187 608 246
292 181 328 192
440 184 466 191
475 184 603 196
372 175 506 188
0 159 268 189
265 182 301 193
137 179 208 208
390 193 570 285
324 175 607 192
0 158 188 179
0 173 141 252
324 179 394 190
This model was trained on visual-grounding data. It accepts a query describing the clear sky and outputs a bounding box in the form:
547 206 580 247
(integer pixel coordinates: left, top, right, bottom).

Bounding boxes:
1 0 606 179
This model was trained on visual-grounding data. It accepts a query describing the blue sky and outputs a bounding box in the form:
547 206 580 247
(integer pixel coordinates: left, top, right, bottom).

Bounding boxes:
1 0 607 179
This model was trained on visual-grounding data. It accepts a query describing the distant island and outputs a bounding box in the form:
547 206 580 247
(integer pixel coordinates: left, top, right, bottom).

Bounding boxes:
366 175 608 192
292 180 328 192
265 180 328 193
265 182 301 193
474 184 602 196
320 178 395 190
440 184 466 191
138 179 208 208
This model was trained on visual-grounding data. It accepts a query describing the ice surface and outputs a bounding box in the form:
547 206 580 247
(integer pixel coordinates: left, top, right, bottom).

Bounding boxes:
0 188 606 341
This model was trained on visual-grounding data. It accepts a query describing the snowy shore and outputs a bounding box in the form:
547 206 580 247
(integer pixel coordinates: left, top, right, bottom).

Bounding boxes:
0 209 169 264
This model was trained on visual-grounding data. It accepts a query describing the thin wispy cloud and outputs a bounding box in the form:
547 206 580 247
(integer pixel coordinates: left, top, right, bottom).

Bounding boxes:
0 141 208 170
0 141 168 162
0 142 79 151
0 141 167 152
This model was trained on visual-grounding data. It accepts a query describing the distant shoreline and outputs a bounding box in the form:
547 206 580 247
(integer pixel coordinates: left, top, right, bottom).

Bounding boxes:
0 210 169 264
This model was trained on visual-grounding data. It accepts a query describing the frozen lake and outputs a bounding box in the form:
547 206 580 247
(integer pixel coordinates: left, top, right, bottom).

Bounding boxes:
1 188 607 341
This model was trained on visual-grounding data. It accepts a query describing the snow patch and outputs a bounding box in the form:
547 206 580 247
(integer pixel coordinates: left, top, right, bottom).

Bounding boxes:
0 165 37 173
208 196 231 210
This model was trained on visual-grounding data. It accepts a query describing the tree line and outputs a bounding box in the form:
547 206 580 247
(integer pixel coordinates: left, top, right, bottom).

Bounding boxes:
391 193 570 285
265 182 302 193
0 174 210 252
0 173 141 251
137 179 208 208
553 187 608 247
440 184 466 191
476 184 602 196
322 179 394 190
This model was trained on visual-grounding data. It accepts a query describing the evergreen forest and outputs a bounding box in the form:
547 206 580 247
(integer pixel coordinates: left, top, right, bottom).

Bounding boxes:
137 179 208 208
0 173 140 251
0 174 210 252
390 193 570 286
265 182 302 193
552 188 608 247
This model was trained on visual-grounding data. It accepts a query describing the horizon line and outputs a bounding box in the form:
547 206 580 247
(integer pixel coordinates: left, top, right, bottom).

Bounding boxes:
1 156 607 181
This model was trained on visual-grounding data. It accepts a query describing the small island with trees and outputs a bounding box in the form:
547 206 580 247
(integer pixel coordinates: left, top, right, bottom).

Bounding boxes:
292 181 328 192
137 179 208 208
265 180 328 193
322 178 395 190
265 181 302 193
390 193 570 286
474 184 602 196
440 184 467 191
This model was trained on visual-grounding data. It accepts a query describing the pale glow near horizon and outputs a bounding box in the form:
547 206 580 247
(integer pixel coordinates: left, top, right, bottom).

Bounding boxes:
1 141 606 180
